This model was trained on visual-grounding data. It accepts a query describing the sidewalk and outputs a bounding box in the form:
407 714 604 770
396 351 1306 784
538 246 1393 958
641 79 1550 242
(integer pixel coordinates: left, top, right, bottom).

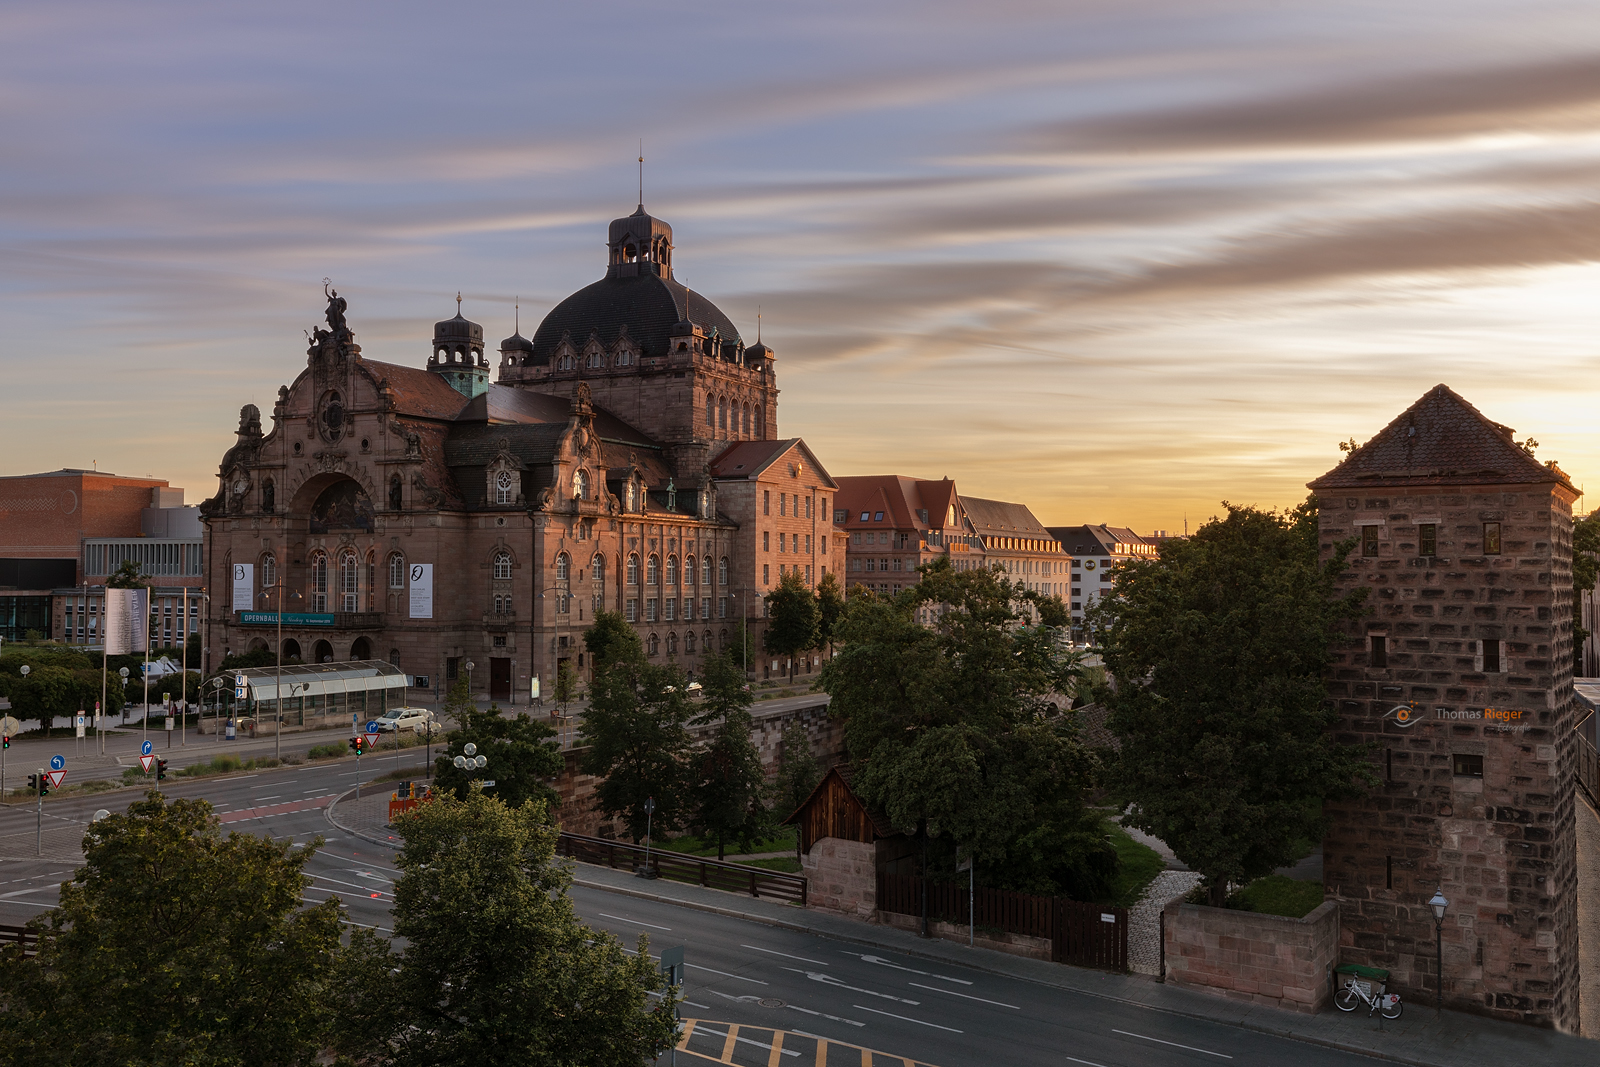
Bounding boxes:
324 792 1595 1067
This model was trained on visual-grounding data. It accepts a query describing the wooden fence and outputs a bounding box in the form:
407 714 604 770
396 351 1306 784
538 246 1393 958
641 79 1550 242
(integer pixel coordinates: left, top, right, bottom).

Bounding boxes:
556 832 807 907
0 925 39 956
876 873 1127 972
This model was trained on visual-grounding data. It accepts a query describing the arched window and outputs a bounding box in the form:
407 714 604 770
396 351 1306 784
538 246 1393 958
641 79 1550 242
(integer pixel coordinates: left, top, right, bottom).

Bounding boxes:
719 557 729 586
389 552 406 588
494 470 514 505
684 555 696 586
493 551 513 580
742 403 751 437
706 395 714 428
586 349 602 369
310 552 328 611
617 349 632 367
262 480 275 514
667 632 678 656
702 556 712 585
646 555 660 585
665 556 678 586
648 633 660 657
718 396 727 433
574 469 588 500
591 553 605 582
627 554 640 585
685 630 696 654
261 552 277 591
555 553 570 580
367 550 376 610
626 480 637 512
339 550 359 612
558 353 574 371
719 628 728 650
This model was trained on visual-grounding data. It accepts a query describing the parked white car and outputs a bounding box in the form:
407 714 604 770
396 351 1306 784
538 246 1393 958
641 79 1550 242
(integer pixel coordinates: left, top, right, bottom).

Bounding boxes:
374 707 434 733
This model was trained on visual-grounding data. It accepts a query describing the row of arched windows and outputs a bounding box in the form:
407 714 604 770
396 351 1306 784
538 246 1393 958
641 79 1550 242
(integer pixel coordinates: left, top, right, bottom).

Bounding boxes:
624 554 727 586
706 394 759 439
643 629 730 658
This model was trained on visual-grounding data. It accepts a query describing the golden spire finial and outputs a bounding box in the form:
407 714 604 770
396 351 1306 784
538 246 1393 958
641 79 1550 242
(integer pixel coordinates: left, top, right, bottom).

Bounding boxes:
456 291 462 314
638 141 645 208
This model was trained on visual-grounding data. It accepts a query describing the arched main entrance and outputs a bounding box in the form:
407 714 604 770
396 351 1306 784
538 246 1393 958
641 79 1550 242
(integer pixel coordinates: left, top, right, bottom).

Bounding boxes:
350 636 372 660
282 639 302 662
313 639 334 664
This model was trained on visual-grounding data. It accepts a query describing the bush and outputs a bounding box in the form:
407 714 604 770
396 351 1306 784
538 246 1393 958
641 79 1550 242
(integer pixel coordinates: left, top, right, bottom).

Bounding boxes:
1184 874 1325 918
307 743 347 760
173 754 281 779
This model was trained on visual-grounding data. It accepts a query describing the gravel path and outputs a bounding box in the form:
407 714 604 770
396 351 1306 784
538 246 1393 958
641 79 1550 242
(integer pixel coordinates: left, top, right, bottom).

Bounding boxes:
1127 869 1202 975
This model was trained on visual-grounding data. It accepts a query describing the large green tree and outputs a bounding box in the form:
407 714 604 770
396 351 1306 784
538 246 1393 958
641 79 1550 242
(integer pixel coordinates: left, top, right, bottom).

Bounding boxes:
433 703 563 810
579 659 695 842
380 788 678 1066
583 610 645 675
764 570 820 681
820 560 1112 896
0 791 371 1066
686 649 770 859
1572 511 1600 674
815 570 847 655
1091 499 1377 906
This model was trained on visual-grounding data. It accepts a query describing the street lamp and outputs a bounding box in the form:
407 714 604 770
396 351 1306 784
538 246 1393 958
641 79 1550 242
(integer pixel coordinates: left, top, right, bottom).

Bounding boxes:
118 667 129 734
452 741 487 777
464 660 475 706
261 582 301 763
639 796 657 879
1428 886 1449 1012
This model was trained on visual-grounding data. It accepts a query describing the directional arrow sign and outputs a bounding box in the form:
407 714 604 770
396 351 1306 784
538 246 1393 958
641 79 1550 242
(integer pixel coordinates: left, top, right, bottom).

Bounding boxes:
140 754 156 773
141 740 153 756
365 721 380 735
45 770 65 790
49 754 64 771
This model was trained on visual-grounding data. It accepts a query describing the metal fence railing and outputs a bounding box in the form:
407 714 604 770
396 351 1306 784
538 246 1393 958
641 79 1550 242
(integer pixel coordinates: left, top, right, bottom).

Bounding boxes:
556 832 806 907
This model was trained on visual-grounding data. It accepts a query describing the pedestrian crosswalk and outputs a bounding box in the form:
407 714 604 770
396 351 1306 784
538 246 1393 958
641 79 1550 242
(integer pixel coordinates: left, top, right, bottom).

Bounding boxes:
673 1019 943 1067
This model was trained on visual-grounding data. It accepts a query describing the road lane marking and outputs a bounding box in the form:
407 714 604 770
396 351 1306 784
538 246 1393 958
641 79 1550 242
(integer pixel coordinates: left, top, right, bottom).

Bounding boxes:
851 1003 963 1032
742 943 827 965
0 887 59 899
598 911 672 931
1066 1058 1113 1067
308 873 393 897
907 981 1020 1009
783 1003 866 1028
688 963 767 985
690 1024 802 1058
785 968 919 1004
1112 1029 1232 1058
845 952 972 985
255 795 283 801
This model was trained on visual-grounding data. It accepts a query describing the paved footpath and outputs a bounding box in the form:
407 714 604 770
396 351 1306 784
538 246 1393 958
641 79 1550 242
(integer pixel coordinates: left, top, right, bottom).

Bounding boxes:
328 792 1595 1067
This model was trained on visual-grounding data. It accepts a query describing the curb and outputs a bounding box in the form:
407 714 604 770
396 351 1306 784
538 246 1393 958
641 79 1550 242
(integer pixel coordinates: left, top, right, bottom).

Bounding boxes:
566 870 1508 1067
325 787 403 850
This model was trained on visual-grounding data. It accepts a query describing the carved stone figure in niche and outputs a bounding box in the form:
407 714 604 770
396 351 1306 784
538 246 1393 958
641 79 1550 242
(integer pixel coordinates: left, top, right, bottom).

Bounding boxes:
389 474 403 511
309 478 374 533
405 431 421 456
262 480 275 514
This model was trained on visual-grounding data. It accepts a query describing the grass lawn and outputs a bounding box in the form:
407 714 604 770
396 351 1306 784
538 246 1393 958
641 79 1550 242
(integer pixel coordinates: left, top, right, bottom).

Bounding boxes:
658 828 797 858
1228 875 1325 918
1100 819 1166 908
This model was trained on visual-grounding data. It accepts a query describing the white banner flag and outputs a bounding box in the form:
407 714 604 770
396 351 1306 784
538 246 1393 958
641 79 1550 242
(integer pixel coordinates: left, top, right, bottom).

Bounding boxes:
231 563 254 611
408 563 433 619
103 587 149 655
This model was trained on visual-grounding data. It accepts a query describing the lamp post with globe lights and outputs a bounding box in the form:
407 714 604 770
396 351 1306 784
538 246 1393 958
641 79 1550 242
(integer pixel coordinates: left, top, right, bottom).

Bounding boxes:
453 741 488 786
1428 887 1449 1012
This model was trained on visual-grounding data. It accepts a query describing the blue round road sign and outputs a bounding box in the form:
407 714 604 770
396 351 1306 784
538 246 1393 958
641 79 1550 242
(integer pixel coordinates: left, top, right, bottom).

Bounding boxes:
141 740 153 756
50 754 64 771
365 720 380 734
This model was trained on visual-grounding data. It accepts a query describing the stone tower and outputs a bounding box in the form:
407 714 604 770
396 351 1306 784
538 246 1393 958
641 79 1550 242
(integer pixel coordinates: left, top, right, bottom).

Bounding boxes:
1310 384 1582 1030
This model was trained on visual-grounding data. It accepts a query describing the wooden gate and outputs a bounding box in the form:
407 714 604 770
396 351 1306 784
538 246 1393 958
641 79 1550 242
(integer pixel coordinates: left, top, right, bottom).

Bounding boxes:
1053 899 1128 972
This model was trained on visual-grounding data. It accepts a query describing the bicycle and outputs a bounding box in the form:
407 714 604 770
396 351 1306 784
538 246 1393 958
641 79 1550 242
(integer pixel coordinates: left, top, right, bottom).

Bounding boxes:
1334 964 1403 1020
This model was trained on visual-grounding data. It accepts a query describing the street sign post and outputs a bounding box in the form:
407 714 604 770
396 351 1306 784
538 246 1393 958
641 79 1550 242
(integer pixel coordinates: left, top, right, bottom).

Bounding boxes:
660 946 685 1065
141 740 153 757
365 721 380 735
140 754 156 774
49 754 64 771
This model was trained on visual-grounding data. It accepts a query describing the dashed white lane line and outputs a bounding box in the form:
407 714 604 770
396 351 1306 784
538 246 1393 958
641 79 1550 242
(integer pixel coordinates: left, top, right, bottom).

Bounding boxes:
844 952 973 985
742 943 827 965
785 968 919 1004
908 981 1020 1009
851 1003 963 1033
1066 1058 1112 1067
598 911 671 931
687 962 767 985
1112 1029 1232 1059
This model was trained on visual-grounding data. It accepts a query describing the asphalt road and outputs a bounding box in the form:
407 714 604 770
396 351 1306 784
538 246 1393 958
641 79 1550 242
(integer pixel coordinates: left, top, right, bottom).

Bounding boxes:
0 757 1379 1067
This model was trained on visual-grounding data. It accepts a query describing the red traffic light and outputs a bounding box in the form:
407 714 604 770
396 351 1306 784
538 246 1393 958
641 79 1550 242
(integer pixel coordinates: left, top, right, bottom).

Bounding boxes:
156 759 168 781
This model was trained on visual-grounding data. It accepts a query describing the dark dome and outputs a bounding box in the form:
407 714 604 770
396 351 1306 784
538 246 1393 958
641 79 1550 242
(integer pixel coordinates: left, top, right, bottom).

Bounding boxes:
528 272 741 364
500 330 534 355
435 312 483 343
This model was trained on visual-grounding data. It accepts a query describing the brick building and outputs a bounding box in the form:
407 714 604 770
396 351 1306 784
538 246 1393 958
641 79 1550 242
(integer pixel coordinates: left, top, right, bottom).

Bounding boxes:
1312 384 1595 1031
0 469 202 646
199 205 845 701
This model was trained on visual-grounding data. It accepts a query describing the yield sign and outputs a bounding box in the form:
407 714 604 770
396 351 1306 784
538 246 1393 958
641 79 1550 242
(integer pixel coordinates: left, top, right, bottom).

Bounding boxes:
45 770 66 790
140 754 156 773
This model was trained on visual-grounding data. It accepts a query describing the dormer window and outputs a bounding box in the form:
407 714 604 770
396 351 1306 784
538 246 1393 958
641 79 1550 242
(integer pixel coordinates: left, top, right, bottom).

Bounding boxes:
557 354 574 372
495 470 514 505
587 350 603 369
617 349 633 367
574 469 588 500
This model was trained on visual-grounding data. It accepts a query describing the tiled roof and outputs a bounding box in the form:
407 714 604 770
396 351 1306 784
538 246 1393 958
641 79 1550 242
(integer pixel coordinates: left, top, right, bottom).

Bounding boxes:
833 475 963 531
457 384 658 448
961 495 1049 537
709 439 838 489
527 272 742 364
362 360 472 421
1309 384 1574 492
1047 524 1147 555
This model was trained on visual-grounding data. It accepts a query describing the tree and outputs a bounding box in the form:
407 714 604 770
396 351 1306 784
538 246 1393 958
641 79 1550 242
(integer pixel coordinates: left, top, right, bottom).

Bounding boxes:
763 569 820 682
579 659 695 842
773 720 821 859
819 559 1112 896
0 791 369 1066
1091 499 1378 906
554 658 579 710
433 703 563 810
381 788 678 1066
687 649 770 859
815 570 847 655
105 559 147 588
583 610 644 675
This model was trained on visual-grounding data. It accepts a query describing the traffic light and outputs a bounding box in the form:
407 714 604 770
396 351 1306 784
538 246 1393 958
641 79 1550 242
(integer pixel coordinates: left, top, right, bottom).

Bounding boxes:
27 774 38 792
348 736 362 754
2 734 9 749
38 774 49 797
156 759 168 781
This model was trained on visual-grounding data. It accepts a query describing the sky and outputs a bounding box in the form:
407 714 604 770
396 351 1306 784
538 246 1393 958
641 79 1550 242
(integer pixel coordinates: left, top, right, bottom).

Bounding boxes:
3 1 1599 532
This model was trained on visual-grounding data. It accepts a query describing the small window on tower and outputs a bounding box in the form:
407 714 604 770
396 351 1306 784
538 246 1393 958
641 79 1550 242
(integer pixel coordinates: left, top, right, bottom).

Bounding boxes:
1482 638 1501 673
1483 522 1502 555
1452 753 1484 778
1369 634 1387 668
1362 526 1379 557
1419 523 1437 557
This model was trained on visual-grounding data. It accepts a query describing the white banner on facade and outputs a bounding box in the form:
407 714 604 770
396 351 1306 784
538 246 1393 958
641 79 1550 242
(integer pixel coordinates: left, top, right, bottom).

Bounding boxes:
408 563 433 619
103 587 149 655
232 563 254 611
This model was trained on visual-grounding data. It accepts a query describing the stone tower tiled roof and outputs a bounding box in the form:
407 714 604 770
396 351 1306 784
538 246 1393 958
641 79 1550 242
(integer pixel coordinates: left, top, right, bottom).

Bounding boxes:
1308 384 1574 492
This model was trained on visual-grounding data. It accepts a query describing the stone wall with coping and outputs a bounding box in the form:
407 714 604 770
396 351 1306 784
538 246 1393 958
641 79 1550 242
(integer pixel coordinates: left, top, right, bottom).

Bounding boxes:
1162 899 1340 1014
875 911 1052 961
803 837 876 918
